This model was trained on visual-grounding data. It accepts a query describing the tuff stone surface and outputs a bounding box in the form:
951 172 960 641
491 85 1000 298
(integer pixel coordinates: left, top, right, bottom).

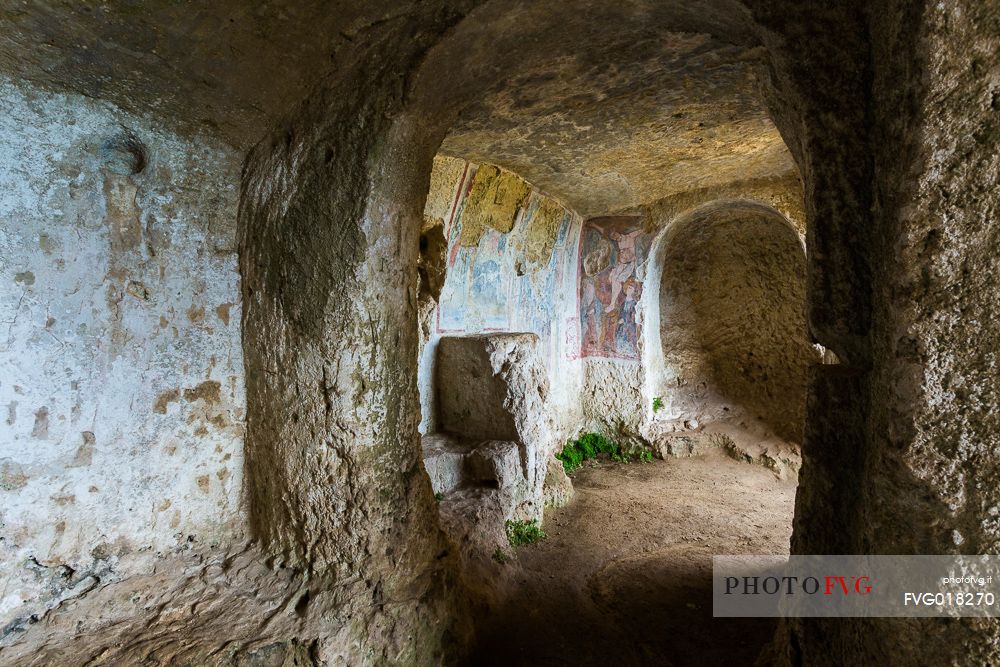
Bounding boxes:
425 334 557 602
0 2 448 149
421 0 797 216
432 333 557 521
436 336 522 441
578 178 809 446
0 1 996 665
416 157 584 440
648 202 817 443
1 542 464 666
0 77 246 650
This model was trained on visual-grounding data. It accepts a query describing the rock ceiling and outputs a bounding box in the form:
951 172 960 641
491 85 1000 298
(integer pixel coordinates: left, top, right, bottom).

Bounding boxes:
0 0 798 215
426 1 798 215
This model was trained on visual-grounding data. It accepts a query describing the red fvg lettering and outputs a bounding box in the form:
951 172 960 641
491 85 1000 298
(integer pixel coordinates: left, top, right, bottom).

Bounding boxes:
823 576 872 595
824 576 848 595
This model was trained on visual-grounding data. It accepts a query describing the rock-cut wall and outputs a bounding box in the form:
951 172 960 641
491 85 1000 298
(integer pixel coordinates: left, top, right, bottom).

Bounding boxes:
645 202 817 456
0 77 245 639
419 156 584 437
577 176 809 446
421 157 810 453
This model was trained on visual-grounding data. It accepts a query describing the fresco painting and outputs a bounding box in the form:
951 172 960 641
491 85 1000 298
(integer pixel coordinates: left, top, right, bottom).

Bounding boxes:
437 245 472 332
578 216 651 360
436 172 646 364
472 228 510 330
513 235 557 360
421 158 583 434
434 165 583 380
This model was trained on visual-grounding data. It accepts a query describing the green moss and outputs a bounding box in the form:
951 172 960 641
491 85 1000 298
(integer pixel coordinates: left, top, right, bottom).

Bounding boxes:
652 396 664 413
505 519 546 546
555 431 655 472
555 441 584 472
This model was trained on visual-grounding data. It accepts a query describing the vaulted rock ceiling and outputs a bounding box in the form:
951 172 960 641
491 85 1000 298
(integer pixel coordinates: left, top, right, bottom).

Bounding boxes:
0 0 798 216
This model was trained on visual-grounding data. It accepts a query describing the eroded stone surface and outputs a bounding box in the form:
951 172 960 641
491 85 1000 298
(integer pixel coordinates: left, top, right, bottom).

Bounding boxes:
0 1 448 149
648 202 817 443
0 1 996 665
2 542 461 666
433 334 556 514
420 0 797 216
426 333 558 590
0 77 246 649
437 336 523 441
417 158 583 440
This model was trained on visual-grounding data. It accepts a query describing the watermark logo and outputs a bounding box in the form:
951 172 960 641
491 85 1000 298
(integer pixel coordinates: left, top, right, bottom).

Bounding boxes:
722 574 873 596
714 555 1000 617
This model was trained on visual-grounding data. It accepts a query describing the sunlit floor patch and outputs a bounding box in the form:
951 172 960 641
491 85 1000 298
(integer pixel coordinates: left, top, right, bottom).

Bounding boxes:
469 448 796 666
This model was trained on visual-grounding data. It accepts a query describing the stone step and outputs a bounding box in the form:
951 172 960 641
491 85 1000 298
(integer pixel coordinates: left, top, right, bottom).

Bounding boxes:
421 432 527 495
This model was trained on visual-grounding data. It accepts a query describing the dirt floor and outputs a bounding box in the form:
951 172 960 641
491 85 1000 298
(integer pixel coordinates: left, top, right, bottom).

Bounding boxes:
467 451 797 667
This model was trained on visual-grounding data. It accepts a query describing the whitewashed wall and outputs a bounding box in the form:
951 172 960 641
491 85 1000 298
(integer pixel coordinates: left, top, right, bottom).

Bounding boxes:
0 78 246 626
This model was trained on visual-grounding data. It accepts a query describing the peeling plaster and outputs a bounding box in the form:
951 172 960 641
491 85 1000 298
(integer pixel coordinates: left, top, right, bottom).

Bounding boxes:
0 77 246 633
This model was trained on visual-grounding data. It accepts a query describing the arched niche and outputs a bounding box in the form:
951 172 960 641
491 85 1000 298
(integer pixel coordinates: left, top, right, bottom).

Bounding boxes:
643 201 817 443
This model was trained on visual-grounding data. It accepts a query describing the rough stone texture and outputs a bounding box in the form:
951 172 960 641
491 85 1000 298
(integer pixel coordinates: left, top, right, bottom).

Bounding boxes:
436 336 521 441
645 426 801 479
421 434 468 495
869 0 1000 557
423 156 468 227
425 334 557 600
577 180 808 447
458 165 531 246
417 1 797 216
648 202 817 443
417 217 448 350
419 220 449 303
0 2 449 150
435 486 512 602
417 159 583 571
418 158 583 439
416 215 449 437
580 360 647 444
0 0 996 664
0 541 465 666
467 440 527 495
542 457 575 509
751 0 1000 664
432 333 556 521
233 7 481 663
849 1 999 664
524 198 570 270
638 171 806 234
0 1 797 215
0 77 245 646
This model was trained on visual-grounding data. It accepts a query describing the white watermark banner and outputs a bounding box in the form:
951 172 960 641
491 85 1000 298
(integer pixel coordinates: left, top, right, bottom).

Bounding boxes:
713 555 1000 617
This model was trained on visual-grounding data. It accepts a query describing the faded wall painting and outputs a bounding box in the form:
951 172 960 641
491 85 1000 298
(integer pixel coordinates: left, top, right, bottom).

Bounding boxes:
436 165 515 332
420 157 584 433
578 216 651 360
434 162 582 370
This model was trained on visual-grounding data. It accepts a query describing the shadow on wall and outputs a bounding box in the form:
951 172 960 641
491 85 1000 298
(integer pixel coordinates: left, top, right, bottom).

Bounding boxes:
647 201 817 443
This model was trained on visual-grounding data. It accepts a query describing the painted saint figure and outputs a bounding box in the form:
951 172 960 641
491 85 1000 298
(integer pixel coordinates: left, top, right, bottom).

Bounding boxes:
578 217 649 359
604 227 644 313
581 280 604 349
615 281 640 354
